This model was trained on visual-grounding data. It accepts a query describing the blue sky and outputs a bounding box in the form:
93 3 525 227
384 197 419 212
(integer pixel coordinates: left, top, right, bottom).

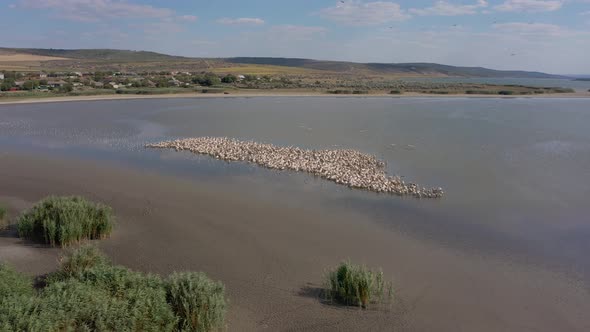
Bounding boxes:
1 0 589 74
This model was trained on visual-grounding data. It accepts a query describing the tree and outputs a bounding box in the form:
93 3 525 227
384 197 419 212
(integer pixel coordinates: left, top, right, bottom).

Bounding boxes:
201 73 221 86
23 80 39 91
0 78 15 91
221 74 237 84
244 74 258 82
155 78 171 88
59 83 74 93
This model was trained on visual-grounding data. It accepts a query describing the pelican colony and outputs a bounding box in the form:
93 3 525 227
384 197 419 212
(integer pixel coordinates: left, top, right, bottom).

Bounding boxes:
146 137 444 198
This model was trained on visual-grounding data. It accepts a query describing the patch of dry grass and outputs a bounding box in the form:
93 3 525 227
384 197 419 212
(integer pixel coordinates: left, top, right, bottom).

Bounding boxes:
0 54 69 62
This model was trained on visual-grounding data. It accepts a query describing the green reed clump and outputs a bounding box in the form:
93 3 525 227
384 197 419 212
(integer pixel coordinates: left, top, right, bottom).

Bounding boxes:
1 246 227 332
325 261 393 308
46 246 178 331
0 264 36 331
166 272 227 332
0 264 33 299
17 196 114 247
33 280 130 331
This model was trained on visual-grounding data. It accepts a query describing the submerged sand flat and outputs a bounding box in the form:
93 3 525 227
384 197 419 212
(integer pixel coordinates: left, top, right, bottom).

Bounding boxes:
147 137 444 198
1 153 589 332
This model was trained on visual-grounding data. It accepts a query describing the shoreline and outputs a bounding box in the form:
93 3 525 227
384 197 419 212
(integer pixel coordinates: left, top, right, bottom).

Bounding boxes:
1 90 590 105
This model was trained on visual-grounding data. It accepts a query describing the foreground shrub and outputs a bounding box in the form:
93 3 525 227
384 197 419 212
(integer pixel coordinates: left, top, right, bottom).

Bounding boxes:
0 264 33 298
53 245 111 280
0 265 36 331
17 196 114 247
34 280 130 331
70 265 177 331
46 246 178 331
3 246 226 331
166 272 227 332
325 261 393 308
0 293 38 332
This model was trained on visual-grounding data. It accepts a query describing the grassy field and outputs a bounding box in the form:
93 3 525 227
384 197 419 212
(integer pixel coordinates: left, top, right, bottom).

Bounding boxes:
210 64 329 75
0 54 69 62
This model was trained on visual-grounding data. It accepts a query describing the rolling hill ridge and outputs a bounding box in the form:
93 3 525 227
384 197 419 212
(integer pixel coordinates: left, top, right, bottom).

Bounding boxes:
0 47 567 78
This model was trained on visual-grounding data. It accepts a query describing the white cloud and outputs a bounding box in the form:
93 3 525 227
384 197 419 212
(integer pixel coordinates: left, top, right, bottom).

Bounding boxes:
495 0 564 12
178 15 198 22
14 0 176 22
318 1 409 25
410 0 488 16
216 17 265 25
493 22 566 35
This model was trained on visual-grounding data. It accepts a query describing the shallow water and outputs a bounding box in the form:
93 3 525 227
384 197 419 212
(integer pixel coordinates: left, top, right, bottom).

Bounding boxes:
1 96 590 281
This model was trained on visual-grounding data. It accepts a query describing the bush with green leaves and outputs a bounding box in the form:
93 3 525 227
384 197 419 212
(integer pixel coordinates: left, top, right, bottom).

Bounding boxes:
166 272 227 332
1 246 226 332
0 292 37 332
325 261 393 308
0 264 33 299
52 245 111 280
17 196 114 247
34 280 131 331
0 264 35 331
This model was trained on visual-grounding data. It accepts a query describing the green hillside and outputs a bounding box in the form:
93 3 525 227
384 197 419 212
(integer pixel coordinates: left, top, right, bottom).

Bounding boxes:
0 47 567 78
0 48 185 61
226 57 566 79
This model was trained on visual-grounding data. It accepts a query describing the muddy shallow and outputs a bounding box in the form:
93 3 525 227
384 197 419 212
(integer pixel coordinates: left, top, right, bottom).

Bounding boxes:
1 97 590 331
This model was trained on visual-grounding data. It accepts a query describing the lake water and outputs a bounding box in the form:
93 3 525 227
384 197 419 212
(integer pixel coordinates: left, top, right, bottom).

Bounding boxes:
1 96 590 282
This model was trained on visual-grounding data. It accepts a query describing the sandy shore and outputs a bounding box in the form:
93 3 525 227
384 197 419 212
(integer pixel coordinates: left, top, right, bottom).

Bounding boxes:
1 152 589 331
1 90 589 105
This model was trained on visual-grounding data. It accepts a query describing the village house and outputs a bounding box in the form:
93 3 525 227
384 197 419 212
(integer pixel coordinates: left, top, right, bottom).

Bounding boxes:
48 80 67 88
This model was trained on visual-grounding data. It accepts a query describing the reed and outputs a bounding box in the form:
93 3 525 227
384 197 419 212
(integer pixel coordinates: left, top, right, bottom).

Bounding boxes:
325 261 393 308
166 272 227 332
1 247 227 332
17 196 114 247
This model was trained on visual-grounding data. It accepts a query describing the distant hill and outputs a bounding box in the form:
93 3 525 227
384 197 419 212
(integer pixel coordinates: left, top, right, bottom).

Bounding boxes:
0 48 185 61
0 47 567 78
226 57 567 79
